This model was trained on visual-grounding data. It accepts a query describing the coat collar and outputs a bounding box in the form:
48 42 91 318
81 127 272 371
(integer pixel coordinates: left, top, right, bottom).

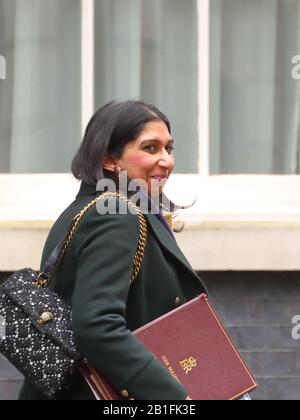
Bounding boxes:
76 182 99 198
76 182 203 286
144 212 203 285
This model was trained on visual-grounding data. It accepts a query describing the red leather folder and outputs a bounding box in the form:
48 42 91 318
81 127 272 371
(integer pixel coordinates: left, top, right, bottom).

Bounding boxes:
79 294 258 400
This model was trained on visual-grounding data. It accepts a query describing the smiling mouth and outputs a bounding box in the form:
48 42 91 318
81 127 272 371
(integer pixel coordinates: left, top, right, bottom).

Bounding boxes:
150 176 168 184
151 176 168 179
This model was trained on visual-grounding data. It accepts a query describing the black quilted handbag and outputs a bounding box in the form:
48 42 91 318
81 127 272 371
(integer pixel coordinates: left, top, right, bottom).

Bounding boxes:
0 192 147 399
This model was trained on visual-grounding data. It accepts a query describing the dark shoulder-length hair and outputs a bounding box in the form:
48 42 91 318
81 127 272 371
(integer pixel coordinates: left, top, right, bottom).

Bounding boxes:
72 100 194 215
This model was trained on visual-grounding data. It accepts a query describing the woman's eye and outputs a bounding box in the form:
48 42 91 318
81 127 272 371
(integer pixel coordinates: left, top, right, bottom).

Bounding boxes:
166 146 175 154
143 144 175 154
144 145 157 153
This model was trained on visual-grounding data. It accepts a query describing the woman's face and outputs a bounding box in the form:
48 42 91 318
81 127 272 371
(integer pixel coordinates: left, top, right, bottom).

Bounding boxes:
106 120 175 195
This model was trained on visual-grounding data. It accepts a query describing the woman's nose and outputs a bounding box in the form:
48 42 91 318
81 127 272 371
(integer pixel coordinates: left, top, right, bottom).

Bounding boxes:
158 149 174 168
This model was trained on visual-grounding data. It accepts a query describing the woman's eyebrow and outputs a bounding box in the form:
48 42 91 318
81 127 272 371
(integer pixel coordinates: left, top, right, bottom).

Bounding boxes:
141 138 174 145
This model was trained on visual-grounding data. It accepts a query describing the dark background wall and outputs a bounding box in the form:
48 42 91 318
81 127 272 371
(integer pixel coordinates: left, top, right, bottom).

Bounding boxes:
1 271 300 400
200 271 300 400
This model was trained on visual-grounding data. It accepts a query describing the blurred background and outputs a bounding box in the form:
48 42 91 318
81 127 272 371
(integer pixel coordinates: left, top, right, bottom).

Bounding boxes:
1 0 300 400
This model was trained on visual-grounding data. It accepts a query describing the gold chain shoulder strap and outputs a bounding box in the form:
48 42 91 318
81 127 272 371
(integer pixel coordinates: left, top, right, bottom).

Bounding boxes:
45 192 148 286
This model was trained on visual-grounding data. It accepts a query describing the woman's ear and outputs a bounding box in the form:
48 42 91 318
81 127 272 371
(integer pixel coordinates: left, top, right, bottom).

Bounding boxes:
103 156 117 172
103 156 121 174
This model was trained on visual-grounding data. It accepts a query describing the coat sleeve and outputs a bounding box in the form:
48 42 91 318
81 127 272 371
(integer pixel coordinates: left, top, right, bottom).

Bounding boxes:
72 199 188 400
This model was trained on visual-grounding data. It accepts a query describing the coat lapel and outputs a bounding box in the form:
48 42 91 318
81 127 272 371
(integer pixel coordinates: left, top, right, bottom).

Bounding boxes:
145 213 203 285
76 182 204 287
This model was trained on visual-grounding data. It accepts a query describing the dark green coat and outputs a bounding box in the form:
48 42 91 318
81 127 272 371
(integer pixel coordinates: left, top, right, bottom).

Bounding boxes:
19 182 206 400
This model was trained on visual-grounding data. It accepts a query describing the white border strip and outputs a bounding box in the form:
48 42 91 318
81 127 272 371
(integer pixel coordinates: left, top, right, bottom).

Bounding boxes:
197 0 210 176
81 0 95 137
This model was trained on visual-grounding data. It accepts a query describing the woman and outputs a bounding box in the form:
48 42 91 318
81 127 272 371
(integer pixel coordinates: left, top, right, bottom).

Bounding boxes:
19 100 207 400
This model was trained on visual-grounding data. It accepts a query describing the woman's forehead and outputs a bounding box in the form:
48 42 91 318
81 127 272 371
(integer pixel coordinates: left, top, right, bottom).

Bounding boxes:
137 121 171 140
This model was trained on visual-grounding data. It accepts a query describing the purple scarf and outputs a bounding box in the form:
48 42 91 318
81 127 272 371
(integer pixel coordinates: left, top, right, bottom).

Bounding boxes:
138 188 176 241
